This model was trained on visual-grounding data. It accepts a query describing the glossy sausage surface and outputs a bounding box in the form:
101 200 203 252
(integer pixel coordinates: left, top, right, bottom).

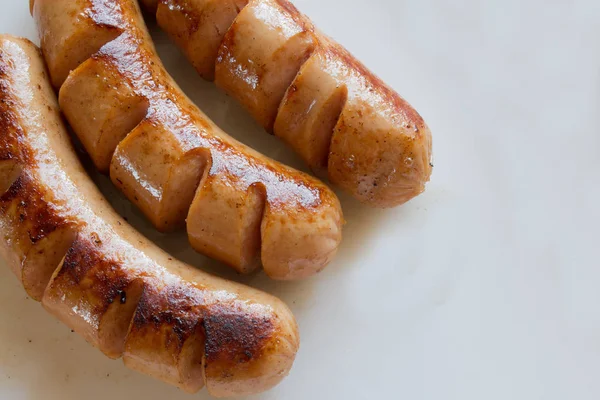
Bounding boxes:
0 35 299 398
31 0 343 280
146 0 433 207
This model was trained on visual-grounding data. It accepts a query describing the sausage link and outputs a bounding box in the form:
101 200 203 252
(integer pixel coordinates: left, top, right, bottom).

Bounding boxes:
31 0 343 280
146 0 433 207
0 35 299 397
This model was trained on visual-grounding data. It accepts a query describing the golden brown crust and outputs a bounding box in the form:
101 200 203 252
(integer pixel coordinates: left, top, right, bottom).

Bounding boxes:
324 43 426 128
33 0 343 280
148 0 433 207
321 41 432 206
0 174 75 255
214 0 317 131
0 64 27 162
0 34 298 398
157 0 249 80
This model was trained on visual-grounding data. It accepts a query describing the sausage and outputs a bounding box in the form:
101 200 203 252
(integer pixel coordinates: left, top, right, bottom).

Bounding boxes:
0 34 299 398
145 0 433 207
30 0 343 281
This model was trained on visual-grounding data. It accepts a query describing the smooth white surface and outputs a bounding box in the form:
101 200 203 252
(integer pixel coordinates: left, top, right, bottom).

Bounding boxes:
1 1 599 399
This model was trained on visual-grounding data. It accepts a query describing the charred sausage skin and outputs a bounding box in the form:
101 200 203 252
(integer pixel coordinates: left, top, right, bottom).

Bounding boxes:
30 0 343 280
0 35 299 398
143 0 433 207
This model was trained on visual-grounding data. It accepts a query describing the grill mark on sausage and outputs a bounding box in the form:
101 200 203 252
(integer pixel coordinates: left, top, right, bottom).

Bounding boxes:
203 305 274 364
1 175 64 243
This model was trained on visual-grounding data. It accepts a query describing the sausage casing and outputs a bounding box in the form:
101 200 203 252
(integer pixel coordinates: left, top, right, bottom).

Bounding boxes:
146 0 433 207
0 35 298 398
31 0 343 280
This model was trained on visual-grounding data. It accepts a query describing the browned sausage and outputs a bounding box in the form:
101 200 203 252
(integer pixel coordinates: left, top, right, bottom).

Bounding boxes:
0 34 298 398
31 0 343 280
142 0 433 207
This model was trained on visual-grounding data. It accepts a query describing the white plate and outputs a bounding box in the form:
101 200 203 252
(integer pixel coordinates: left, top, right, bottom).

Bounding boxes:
1 1 599 399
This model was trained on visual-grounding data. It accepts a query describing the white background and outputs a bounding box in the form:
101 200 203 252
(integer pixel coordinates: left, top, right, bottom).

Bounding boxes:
1 0 599 399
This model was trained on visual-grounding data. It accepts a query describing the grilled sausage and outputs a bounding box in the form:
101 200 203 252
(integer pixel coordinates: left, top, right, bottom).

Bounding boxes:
0 34 299 398
144 0 433 207
31 0 343 280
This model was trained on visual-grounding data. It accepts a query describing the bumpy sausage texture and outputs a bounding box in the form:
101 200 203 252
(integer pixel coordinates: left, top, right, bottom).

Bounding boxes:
30 0 343 281
141 0 433 208
0 35 299 398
